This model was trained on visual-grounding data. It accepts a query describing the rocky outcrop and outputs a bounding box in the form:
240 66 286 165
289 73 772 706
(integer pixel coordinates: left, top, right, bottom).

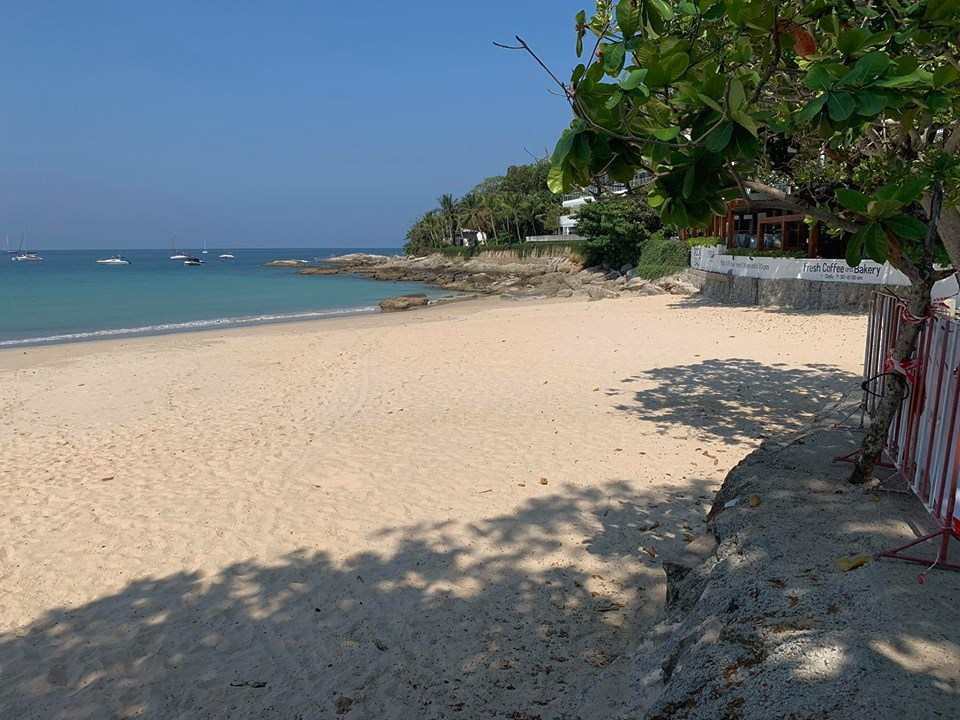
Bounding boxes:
293 253 698 302
378 294 430 312
296 267 339 276
265 259 311 267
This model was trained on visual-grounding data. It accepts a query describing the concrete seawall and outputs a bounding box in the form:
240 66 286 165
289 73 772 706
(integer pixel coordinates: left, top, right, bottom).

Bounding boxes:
683 269 875 312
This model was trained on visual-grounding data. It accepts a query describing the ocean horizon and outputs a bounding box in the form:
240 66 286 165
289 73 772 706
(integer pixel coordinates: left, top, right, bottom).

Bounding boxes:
1 247 444 347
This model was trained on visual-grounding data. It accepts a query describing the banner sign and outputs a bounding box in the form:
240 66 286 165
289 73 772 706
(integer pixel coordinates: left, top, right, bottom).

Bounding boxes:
690 245 959 300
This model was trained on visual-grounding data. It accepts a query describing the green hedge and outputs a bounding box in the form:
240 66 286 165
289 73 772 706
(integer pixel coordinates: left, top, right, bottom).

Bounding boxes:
687 236 722 248
634 232 691 279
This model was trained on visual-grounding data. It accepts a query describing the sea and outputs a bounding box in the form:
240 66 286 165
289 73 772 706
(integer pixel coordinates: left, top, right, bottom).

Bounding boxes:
0 248 445 347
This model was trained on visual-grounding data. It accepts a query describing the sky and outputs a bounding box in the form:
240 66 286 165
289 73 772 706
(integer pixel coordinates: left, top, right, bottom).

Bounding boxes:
0 2 584 249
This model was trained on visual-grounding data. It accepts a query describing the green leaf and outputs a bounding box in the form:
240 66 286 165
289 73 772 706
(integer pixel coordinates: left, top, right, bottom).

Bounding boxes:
794 95 827 124
838 51 890 86
884 214 927 241
895 177 928 203
682 165 696 199
697 92 723 112
933 64 960 88
866 198 903 219
620 67 648 90
728 78 746 112
837 28 871 57
857 223 887 263
648 0 675 22
704 122 734 152
875 68 934 88
651 126 681 141
547 162 570 194
845 234 864 267
827 92 856 121
836 188 870 213
663 52 690 82
605 90 624 109
616 0 641 38
804 65 833 91
575 10 586 57
925 0 960 22
731 109 758 136
572 64 586 87
603 43 626 76
855 92 886 116
551 128 578 165
820 13 840 35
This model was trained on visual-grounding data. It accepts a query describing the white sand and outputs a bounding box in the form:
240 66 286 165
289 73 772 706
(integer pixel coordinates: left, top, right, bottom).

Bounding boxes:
0 295 866 718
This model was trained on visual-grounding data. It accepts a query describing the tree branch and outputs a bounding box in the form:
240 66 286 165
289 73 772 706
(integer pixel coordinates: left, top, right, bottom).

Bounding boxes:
751 11 782 105
494 36 571 100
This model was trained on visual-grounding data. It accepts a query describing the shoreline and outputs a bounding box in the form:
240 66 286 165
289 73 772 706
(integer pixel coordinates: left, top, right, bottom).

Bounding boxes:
0 288 487 352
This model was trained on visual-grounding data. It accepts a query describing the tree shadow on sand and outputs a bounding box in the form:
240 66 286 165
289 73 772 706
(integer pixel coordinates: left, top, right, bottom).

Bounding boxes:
0 480 717 720
609 358 860 445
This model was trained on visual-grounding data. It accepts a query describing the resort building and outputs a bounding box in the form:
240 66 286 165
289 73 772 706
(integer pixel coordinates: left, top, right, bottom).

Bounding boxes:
682 189 844 259
450 229 488 247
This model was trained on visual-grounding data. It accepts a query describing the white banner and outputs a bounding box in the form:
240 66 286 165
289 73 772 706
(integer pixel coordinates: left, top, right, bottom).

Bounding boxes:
690 245 959 300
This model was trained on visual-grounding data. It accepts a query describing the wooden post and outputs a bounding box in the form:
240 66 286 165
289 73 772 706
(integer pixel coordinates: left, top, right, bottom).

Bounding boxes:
725 207 735 248
809 222 820 258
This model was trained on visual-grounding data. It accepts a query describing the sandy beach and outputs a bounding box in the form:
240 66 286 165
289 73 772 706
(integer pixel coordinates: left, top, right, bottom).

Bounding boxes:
0 295 867 719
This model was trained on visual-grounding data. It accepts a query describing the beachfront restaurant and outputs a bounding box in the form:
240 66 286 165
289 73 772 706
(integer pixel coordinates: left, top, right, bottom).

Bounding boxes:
681 199 846 259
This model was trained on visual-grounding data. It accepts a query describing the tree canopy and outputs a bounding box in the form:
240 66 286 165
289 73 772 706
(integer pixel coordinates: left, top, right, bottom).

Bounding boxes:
404 161 563 255
536 0 959 280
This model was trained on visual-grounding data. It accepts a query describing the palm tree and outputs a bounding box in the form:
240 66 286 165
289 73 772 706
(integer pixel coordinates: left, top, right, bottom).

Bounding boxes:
438 194 459 245
458 193 489 241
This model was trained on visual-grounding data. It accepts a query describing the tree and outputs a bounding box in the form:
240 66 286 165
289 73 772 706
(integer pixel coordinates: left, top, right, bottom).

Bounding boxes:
438 193 459 245
512 0 959 483
574 194 663 267
404 160 565 252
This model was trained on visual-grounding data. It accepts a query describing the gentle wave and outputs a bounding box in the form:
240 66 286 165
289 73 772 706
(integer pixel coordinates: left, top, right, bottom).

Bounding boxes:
0 306 380 347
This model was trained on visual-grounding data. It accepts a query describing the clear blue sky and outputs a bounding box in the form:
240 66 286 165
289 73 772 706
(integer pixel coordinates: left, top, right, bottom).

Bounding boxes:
1 2 583 249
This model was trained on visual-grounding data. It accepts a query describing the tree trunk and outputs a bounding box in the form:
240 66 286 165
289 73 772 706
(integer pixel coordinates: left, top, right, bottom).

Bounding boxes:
850 278 933 484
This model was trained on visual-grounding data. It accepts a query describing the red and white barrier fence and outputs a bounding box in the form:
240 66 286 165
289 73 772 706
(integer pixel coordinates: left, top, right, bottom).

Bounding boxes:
858 292 960 573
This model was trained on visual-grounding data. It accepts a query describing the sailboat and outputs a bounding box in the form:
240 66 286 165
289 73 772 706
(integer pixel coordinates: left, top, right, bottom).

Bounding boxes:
10 235 43 262
201 238 209 255
169 236 188 260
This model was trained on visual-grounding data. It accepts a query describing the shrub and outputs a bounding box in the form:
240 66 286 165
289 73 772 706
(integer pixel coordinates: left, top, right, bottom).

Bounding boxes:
575 195 662 268
634 232 690 279
687 236 722 248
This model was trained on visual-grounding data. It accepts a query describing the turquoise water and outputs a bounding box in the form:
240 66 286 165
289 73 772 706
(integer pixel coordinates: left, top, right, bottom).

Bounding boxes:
1 248 442 346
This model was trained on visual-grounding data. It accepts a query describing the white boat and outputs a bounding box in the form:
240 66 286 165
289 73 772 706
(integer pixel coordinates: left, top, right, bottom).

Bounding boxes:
184 256 205 266
218 253 235 259
201 239 209 255
169 236 188 260
10 236 42 261
96 256 130 265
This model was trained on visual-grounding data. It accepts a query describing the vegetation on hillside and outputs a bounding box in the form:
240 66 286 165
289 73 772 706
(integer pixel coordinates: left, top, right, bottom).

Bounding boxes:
516 0 959 483
404 161 563 255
